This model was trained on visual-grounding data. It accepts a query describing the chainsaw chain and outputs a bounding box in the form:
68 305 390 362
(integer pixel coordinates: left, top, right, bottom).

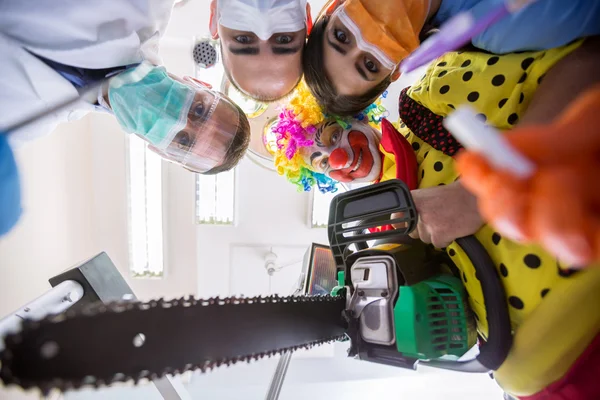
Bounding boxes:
0 294 346 394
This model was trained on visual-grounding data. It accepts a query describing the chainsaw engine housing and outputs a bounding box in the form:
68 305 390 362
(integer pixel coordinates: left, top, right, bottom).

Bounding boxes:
328 180 477 368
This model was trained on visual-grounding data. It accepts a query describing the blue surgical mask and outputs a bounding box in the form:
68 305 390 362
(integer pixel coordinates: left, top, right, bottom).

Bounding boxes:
108 62 195 149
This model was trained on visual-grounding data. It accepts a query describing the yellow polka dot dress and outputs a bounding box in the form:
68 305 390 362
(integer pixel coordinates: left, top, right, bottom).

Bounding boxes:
388 40 587 337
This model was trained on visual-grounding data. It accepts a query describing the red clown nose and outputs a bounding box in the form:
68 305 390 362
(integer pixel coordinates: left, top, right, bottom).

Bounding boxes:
329 148 349 169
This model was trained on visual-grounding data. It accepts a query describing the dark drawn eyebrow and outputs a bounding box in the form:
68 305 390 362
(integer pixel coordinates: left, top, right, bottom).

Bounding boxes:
326 35 346 55
229 46 260 55
310 151 323 164
355 64 369 81
272 45 302 55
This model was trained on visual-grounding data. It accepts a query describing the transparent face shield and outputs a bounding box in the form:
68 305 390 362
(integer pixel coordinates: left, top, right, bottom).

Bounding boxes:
109 63 240 173
156 77 240 173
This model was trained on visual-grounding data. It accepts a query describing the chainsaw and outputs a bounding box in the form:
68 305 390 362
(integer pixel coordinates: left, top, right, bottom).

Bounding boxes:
0 179 512 393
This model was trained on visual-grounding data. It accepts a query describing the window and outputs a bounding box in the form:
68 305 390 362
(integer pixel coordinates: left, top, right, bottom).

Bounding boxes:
126 136 164 278
193 42 237 226
310 189 338 228
196 169 236 225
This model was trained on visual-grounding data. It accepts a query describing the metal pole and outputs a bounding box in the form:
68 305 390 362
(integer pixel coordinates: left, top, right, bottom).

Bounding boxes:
0 280 84 351
154 375 193 400
265 351 293 400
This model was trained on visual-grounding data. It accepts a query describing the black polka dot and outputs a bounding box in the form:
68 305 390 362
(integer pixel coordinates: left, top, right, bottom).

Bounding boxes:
492 232 501 245
400 123 406 128
491 74 505 86
462 71 473 81
438 70 447 77
449 248 456 256
467 91 479 102
508 113 519 125
487 56 499 66
434 161 444 172
423 151 429 159
521 57 534 70
438 183 445 186
519 93 525 104
518 73 527 84
437 61 447 67
461 60 472 68
524 254 541 269
508 296 524 310
421 169 425 179
538 74 546 85
462 272 468 283
558 266 579 278
475 113 487 122
540 288 550 298
498 98 508 108
499 263 508 277
439 85 450 94
448 104 455 109
404 133 410 138
412 142 420 151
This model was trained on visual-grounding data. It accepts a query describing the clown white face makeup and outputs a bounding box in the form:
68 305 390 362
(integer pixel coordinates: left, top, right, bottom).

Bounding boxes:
300 120 382 183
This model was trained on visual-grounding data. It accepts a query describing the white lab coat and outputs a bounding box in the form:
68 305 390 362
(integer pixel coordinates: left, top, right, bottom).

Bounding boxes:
0 0 176 147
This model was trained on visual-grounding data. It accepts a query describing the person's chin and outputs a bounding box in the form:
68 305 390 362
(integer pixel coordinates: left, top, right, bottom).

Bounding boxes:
351 176 376 183
231 64 301 101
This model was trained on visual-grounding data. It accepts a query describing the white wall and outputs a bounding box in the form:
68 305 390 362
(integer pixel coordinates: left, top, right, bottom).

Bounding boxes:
0 118 97 400
88 112 198 301
0 118 95 316
196 156 330 297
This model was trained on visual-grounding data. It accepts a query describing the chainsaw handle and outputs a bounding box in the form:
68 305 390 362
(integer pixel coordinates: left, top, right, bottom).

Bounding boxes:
455 236 512 370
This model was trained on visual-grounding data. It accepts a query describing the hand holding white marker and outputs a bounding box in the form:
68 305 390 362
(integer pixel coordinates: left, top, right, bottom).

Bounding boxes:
443 106 535 178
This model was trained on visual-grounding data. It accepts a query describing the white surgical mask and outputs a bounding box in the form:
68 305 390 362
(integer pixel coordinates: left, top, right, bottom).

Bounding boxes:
217 0 307 41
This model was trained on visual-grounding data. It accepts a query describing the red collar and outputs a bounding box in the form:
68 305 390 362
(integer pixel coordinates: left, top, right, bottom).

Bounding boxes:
376 119 418 190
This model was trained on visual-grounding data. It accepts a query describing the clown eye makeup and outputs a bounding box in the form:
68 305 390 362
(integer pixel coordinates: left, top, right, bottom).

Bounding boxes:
319 157 330 170
316 122 343 148
309 151 329 172
331 129 341 145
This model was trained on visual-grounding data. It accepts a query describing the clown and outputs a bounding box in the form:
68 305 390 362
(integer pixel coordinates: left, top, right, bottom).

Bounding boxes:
272 80 391 193
274 40 600 399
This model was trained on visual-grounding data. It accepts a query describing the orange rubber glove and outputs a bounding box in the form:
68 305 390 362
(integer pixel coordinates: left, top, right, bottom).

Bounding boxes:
457 85 600 267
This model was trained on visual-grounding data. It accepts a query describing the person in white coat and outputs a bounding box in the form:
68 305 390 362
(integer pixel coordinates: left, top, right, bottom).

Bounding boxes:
0 0 251 235
209 0 312 101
